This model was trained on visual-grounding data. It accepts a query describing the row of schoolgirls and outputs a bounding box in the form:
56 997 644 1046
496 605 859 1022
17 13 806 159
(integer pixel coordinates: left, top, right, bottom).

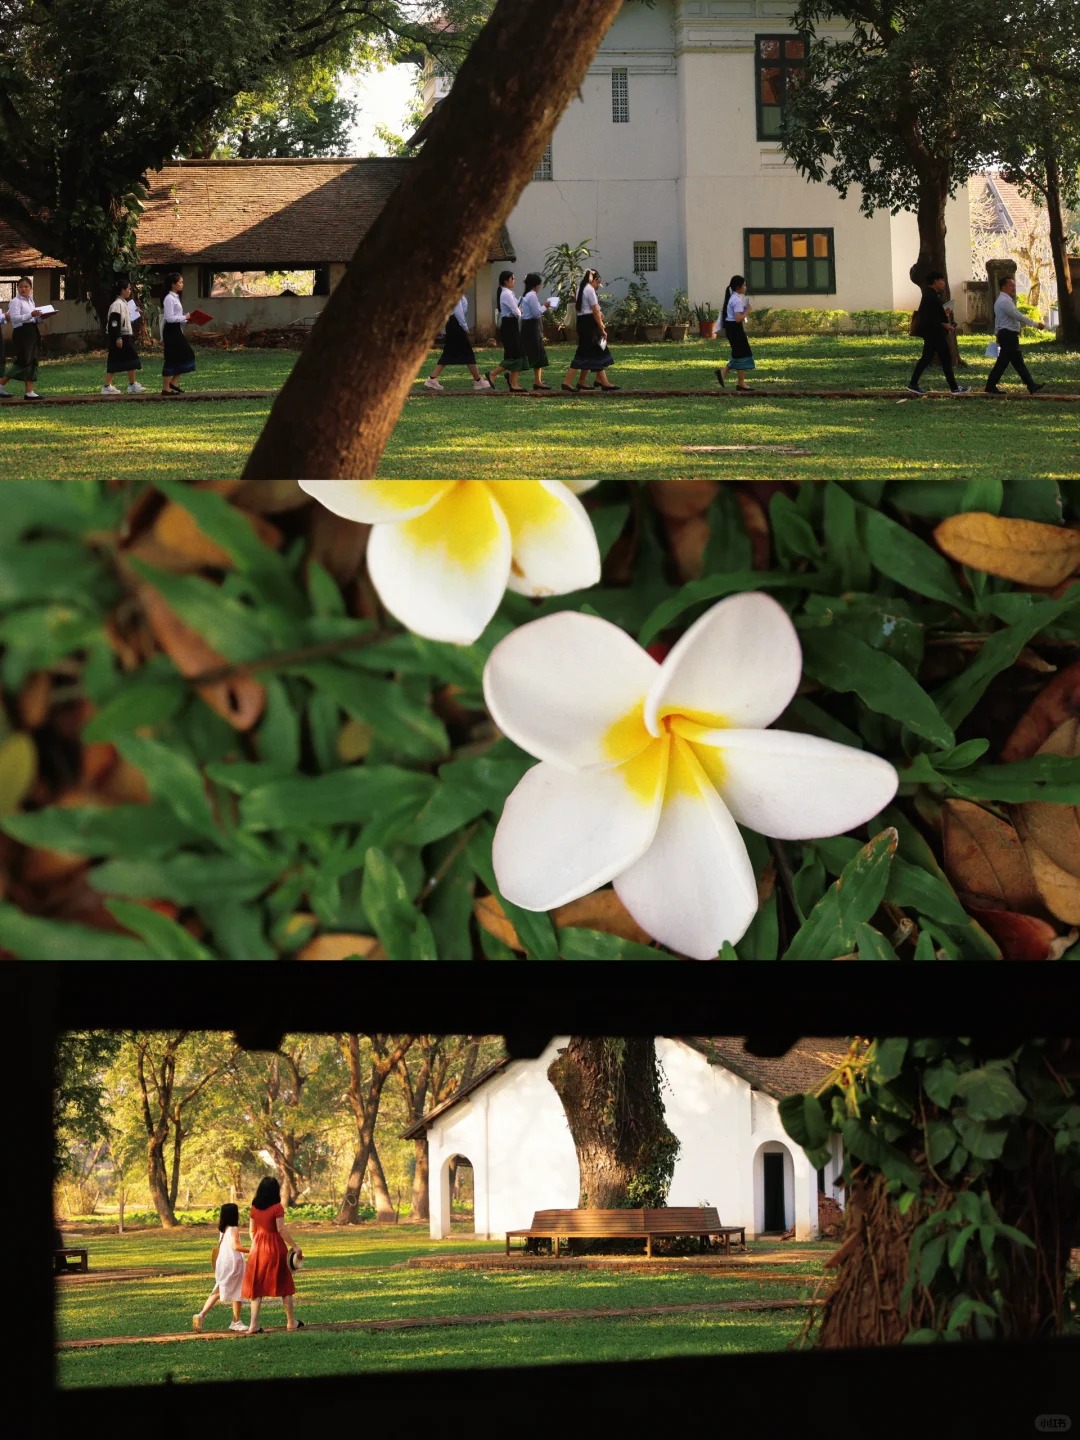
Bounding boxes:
0 272 200 400
423 269 758 392
192 1179 306 1337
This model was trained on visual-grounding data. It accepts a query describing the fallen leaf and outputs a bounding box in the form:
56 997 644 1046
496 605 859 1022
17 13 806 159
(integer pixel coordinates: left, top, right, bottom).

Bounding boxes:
139 585 266 731
151 501 282 571
941 799 1040 910
474 890 654 950
933 513 1080 587
647 480 718 520
961 903 1057 961
1001 657 1080 762
18 672 52 729
1015 719 1080 878
296 934 383 960
665 515 711 580
733 488 772 569
1014 809 1080 923
473 894 521 949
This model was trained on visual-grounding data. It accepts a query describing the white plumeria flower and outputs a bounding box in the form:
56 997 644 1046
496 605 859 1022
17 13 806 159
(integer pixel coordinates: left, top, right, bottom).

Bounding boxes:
483 593 899 960
297 480 601 644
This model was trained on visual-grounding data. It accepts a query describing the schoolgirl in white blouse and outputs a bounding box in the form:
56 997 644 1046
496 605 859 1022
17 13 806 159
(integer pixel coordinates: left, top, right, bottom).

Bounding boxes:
485 271 527 393
423 295 491 391
160 272 197 395
4 275 46 398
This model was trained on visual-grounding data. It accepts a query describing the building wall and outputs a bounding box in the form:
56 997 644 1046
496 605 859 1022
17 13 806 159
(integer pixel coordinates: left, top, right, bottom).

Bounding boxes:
502 0 972 318
425 1036 831 1242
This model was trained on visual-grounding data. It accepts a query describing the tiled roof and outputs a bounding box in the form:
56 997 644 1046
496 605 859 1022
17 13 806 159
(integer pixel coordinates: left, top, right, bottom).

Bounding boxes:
977 171 1044 236
680 1037 851 1099
0 158 515 269
401 1038 851 1136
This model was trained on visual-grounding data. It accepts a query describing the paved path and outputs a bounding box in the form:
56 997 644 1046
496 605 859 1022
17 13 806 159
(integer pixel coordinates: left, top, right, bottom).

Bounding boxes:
3 386 1077 408
58 1296 822 1350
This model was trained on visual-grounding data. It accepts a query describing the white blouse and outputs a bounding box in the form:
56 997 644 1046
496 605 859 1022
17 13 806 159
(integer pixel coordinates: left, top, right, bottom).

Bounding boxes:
498 289 521 319
520 292 544 321
577 283 599 317
163 291 188 324
8 294 38 328
451 296 468 328
725 292 749 324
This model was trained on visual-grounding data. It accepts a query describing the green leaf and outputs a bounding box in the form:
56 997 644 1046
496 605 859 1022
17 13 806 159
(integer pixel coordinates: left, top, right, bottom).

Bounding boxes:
104 900 215 960
870 1038 909 1084
960 478 1003 515
0 903 154 960
425 841 476 962
0 539 114 607
926 1119 957 1166
126 559 275 662
114 735 220 841
770 493 824 567
294 662 449 763
779 1093 831 1152
306 561 346 618
638 571 832 647
360 848 436 960
824 483 871 591
862 509 969 609
257 677 302 770
590 502 631 559
953 1065 1027 1122
941 755 1080 804
783 829 898 960
801 630 954 747
239 766 436 832
81 678 187 743
556 928 680 960
953 1114 1008 1160
841 1117 921 1191
855 923 900 959
1 801 198 857
947 1223 977 1273
0 733 37 816
923 1061 959 1109
408 753 532 848
199 899 276 961
919 1233 947 1288
88 854 277 905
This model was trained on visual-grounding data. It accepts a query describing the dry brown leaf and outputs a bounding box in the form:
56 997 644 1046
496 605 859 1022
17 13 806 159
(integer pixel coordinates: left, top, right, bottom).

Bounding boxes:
1015 719 1080 878
1014 809 1080 923
18 672 52 729
151 501 282 572
961 905 1057 961
474 890 655 950
933 513 1080 587
296 934 383 960
139 585 266 731
733 488 771 569
1001 657 1080 762
474 894 521 949
941 799 1040 910
647 480 718 519
665 515 711 581
233 480 308 512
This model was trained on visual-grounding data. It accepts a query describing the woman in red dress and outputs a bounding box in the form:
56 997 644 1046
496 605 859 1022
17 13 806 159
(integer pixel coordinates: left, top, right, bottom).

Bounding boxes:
242 1176 304 1334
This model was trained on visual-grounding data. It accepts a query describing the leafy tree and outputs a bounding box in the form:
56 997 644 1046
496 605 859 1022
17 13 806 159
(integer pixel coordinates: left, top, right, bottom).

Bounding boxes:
780 1037 1080 1344
335 1034 415 1224
548 1039 680 1209
0 0 480 323
212 90 360 159
54 1030 122 1179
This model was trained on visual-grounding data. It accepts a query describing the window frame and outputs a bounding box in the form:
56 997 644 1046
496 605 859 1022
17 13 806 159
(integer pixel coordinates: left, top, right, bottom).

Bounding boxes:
743 227 836 296
632 241 658 273
532 141 553 182
754 33 809 142
611 67 629 124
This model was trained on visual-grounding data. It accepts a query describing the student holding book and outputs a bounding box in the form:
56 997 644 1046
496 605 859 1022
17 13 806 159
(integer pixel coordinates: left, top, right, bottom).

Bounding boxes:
423 295 492 390
519 272 558 391
562 269 619 392
101 279 147 395
160 272 198 395
5 275 47 399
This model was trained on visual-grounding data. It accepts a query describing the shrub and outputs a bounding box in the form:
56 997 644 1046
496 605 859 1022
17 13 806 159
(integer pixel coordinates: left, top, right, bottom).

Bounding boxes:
611 274 666 328
850 308 910 336
748 307 849 335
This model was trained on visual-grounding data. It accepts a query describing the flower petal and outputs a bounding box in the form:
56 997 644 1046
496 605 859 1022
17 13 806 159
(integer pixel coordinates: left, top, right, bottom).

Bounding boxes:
298 480 454 523
562 481 602 495
483 611 660 770
645 592 802 736
686 727 899 840
492 747 667 911
486 481 602 598
367 480 510 643
614 738 758 959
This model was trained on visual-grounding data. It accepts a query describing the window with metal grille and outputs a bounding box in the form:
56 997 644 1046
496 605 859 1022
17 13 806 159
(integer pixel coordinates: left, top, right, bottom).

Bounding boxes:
532 142 553 182
612 68 629 123
744 228 835 294
755 35 808 140
633 241 658 273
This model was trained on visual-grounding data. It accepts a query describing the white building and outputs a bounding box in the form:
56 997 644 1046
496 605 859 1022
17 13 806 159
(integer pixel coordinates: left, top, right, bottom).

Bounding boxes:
436 0 972 319
405 1037 848 1245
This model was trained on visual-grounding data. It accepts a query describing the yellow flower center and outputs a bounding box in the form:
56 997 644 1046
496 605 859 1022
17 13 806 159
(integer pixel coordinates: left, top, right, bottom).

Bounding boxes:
602 702 728 806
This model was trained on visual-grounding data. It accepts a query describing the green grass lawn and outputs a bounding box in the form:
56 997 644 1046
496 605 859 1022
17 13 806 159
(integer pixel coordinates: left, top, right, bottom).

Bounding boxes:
7 336 1077 483
55 1223 824 1387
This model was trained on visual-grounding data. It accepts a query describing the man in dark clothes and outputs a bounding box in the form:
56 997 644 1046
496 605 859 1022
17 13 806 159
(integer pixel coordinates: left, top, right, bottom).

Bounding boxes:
906 272 970 395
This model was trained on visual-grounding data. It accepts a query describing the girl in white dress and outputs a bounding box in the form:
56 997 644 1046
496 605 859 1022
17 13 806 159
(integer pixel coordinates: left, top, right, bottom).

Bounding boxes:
193 1203 248 1332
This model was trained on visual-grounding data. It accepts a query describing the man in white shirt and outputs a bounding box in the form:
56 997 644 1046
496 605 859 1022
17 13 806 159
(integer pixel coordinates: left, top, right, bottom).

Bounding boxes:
985 275 1046 394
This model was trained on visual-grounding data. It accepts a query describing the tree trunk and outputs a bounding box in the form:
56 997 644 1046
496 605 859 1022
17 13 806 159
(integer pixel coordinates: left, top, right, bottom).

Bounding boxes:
547 1039 680 1209
242 0 623 479
147 1133 178 1228
909 168 964 368
168 1118 183 1209
1044 149 1080 347
411 1136 430 1223
367 1145 397 1223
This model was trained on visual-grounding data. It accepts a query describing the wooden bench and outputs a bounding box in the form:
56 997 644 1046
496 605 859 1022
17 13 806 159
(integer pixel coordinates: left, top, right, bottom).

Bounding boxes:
54 1248 88 1276
505 1207 746 1258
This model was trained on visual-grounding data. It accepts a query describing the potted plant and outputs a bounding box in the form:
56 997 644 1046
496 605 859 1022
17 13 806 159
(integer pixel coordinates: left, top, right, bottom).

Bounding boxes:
667 288 691 341
692 300 718 339
541 239 596 341
623 274 667 341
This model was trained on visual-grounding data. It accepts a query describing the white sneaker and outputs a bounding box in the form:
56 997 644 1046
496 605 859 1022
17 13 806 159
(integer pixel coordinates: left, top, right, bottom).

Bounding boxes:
100 385 121 395
473 378 492 390
128 382 147 394
423 377 444 391
229 1320 247 1331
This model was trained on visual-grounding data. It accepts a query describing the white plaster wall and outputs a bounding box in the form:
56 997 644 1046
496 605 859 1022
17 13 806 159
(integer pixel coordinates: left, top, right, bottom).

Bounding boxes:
888 187 974 315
